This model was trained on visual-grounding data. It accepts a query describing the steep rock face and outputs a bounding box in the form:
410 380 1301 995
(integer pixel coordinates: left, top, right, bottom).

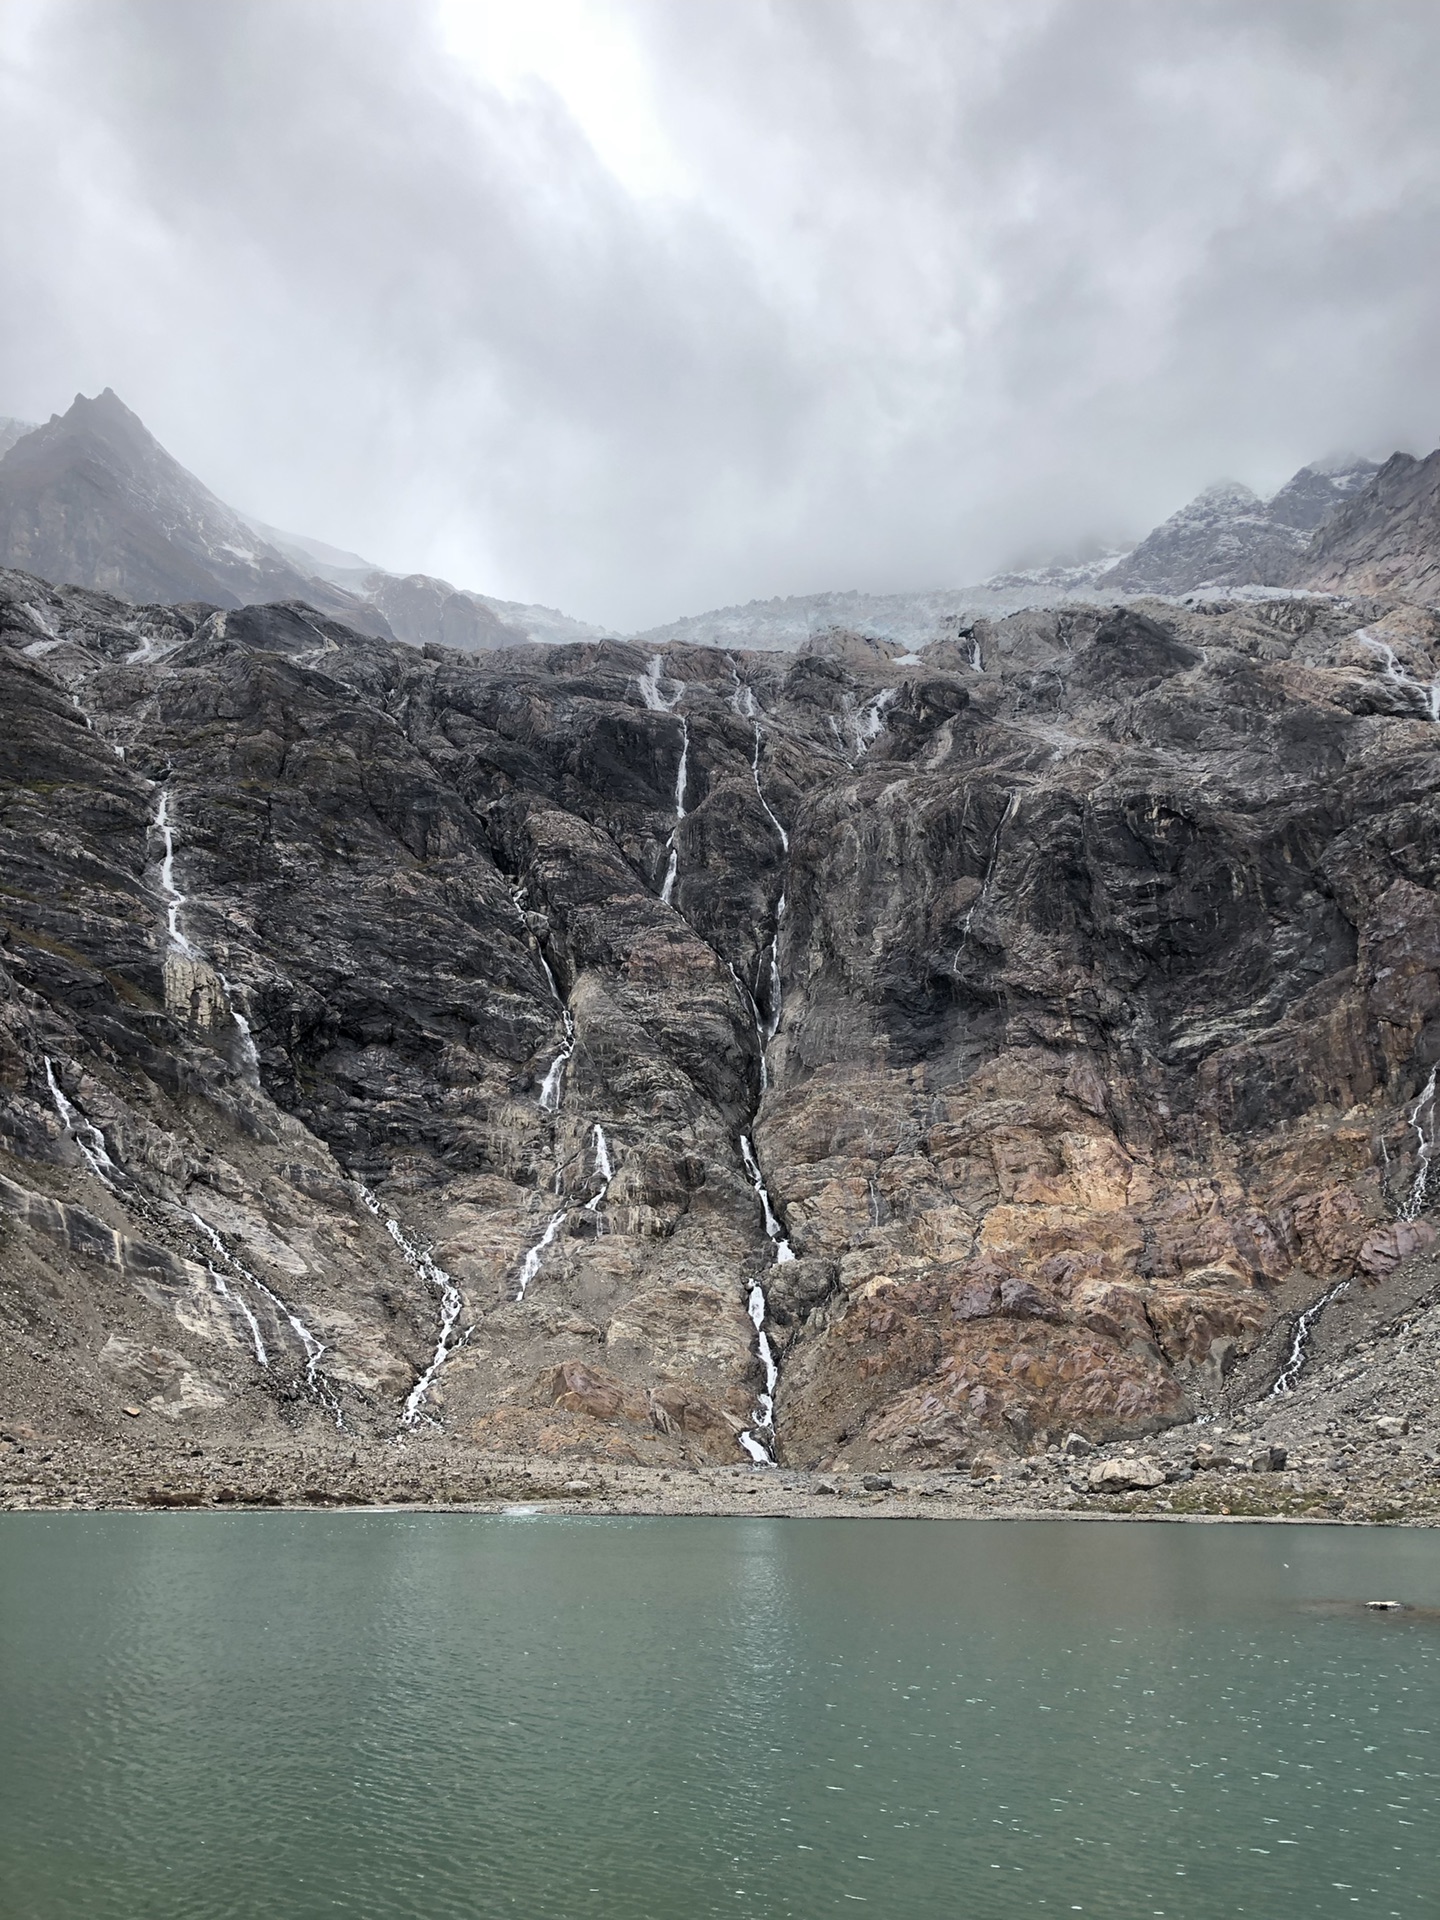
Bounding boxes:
1300 450 1440 601
1098 461 1379 595
4 576 1440 1473
1268 456 1379 531
0 419 35 461
0 391 393 636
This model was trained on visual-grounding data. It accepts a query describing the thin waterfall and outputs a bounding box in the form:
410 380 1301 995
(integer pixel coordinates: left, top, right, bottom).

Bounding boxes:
751 726 789 852
638 653 682 712
1400 1065 1439 1222
852 687 898 757
153 788 196 958
533 936 575 1113
659 717 689 906
515 1209 567 1301
740 1135 796 1264
728 655 759 719
357 1185 467 1427
514 893 576 1112
184 1202 338 1417
184 1209 269 1366
585 1125 614 1214
1272 1281 1350 1396
44 1057 119 1189
152 787 258 1070
217 973 261 1081
144 794 344 1417
1358 631 1440 722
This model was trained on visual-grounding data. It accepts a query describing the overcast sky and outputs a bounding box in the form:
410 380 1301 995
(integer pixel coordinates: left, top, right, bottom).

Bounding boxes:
3 0 1439 629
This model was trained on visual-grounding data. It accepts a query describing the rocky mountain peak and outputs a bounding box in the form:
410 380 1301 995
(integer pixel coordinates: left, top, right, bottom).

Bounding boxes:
0 389 393 635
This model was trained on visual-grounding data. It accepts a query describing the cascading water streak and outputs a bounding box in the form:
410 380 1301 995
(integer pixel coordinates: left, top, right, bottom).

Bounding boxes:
1358 631 1440 722
217 973 261 1081
852 687 897 758
515 895 575 1112
637 654 681 712
659 717 689 907
750 726 789 853
184 1209 269 1366
1400 1065 1439 1222
585 1125 614 1214
43 1057 119 1189
740 1133 796 1265
357 1185 467 1426
515 1209 566 1301
1272 1280 1351 1396
728 655 759 719
153 788 196 958
153 788 258 1071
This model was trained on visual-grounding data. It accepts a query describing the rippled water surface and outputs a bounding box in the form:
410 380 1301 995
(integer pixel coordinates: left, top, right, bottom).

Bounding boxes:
1 1514 1436 1918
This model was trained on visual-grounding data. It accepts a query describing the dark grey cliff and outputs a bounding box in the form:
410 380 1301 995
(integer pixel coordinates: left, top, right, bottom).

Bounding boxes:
3 570 1440 1471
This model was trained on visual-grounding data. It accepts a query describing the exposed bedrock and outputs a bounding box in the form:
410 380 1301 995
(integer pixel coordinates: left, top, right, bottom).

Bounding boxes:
4 575 1440 1468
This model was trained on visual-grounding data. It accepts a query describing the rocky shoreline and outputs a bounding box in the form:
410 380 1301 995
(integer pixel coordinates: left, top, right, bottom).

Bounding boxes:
5 1427 1437 1526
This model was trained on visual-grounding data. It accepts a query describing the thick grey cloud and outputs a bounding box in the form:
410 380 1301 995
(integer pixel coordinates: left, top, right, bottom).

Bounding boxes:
2 0 1438 627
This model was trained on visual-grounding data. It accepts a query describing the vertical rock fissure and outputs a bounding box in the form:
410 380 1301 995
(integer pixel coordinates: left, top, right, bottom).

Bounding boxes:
951 789 1021 975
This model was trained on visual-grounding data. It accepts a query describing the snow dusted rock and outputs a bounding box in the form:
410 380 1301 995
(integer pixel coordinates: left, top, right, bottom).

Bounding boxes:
1098 459 1381 596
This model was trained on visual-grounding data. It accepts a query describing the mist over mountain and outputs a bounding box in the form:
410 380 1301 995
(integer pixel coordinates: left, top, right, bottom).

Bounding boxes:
5 391 1438 664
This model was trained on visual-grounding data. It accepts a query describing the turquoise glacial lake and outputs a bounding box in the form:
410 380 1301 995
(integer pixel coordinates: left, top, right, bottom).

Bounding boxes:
0 1514 1435 1918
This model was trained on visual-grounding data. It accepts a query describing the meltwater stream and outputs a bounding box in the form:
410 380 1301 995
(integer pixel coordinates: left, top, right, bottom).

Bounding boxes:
151 787 258 1080
357 1186 467 1428
659 716 690 907
730 733 796 1463
1358 630 1440 722
2 1517 1435 1920
146 787 345 1418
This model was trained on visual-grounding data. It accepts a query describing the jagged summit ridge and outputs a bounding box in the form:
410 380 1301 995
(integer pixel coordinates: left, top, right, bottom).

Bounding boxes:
1096 459 1381 595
